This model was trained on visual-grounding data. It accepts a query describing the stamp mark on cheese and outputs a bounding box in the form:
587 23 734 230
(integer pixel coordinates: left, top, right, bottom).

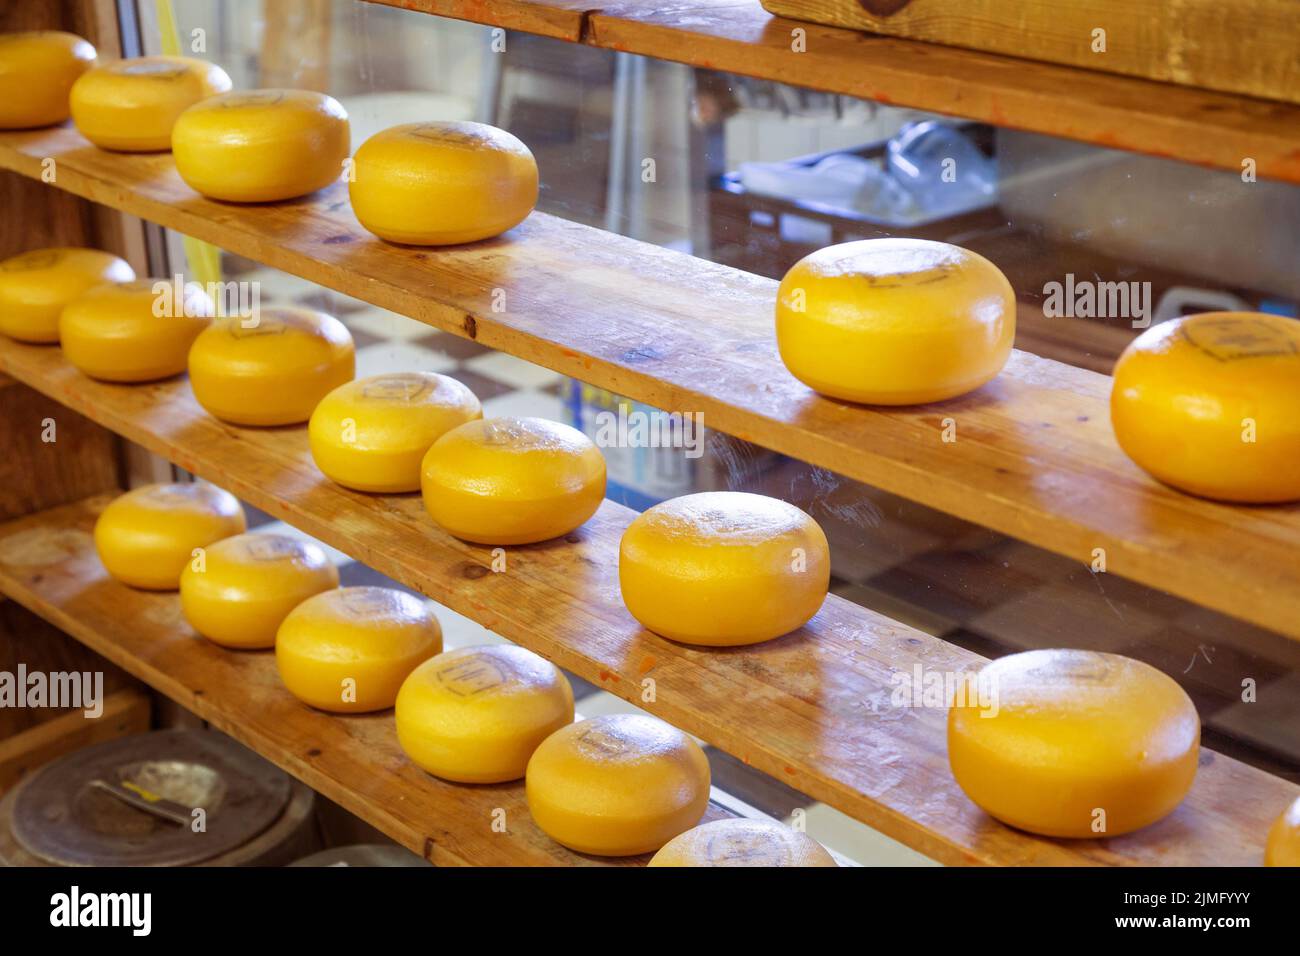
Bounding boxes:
1182 317 1299 362
435 652 516 696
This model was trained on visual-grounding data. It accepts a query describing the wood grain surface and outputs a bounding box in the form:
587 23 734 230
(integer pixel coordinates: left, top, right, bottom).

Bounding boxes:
758 0 1300 105
366 0 1300 183
0 341 1292 866
1 126 1295 644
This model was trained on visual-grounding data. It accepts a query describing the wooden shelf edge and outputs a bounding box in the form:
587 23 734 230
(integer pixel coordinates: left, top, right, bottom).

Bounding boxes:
1 127 1296 644
0 497 724 866
0 349 1293 867
366 0 1300 184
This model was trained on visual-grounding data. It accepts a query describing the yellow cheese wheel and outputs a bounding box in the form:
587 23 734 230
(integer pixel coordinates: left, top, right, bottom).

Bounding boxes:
276 587 442 713
1111 312 1300 503
188 307 355 426
1265 797 1300 867
349 121 538 245
649 819 837 867
0 31 95 129
395 645 574 783
60 278 212 382
309 372 482 493
620 491 829 646
0 247 134 343
948 649 1200 838
526 714 710 856
172 89 349 202
421 417 606 545
775 238 1015 405
70 56 231 151
179 533 338 649
94 482 246 590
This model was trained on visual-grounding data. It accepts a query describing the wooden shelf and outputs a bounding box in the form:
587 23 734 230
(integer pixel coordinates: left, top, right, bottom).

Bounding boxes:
2 126 1297 645
367 0 1300 184
0 340 1293 866
0 497 743 866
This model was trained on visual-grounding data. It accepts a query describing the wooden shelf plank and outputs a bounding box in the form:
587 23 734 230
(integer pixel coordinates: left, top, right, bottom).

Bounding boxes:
1 126 1296 644
369 0 1300 184
0 343 1293 866
0 498 739 866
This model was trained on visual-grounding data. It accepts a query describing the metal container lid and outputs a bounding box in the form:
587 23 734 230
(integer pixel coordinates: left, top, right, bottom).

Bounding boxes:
10 729 292 867
289 844 432 867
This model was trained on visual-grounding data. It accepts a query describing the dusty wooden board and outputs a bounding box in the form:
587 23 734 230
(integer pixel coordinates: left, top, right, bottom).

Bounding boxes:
2 127 1297 644
758 0 1300 105
365 0 1300 184
0 344 1293 866
0 499 736 866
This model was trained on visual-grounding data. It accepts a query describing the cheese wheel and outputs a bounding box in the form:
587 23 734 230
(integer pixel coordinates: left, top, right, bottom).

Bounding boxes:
421 417 606 545
188 307 355 426
179 533 338 649
1265 797 1300 867
620 491 829 646
70 56 231 151
526 714 710 856
648 819 837 867
395 645 574 783
172 89 349 202
775 238 1015 404
60 278 212 381
0 247 134 343
1111 312 1300 503
0 31 96 129
349 121 538 245
276 587 442 713
94 482 246 590
309 372 482 493
947 649 1200 838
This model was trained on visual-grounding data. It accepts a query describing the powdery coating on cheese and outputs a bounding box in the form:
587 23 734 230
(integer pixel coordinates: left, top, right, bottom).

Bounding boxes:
794 236 966 282
649 818 837 867
207 532 329 571
128 482 242 517
427 417 601 497
291 586 433 633
420 645 563 698
397 120 533 159
349 372 477 407
633 491 809 544
964 649 1199 766
180 88 348 141
778 238 1008 334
